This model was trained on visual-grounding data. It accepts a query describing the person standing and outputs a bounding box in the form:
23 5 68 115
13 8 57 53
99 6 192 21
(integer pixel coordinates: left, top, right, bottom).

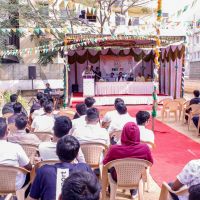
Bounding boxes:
94 67 102 82
44 83 52 95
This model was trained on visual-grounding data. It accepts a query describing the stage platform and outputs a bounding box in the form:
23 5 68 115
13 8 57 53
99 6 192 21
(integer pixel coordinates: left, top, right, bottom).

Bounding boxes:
70 93 171 107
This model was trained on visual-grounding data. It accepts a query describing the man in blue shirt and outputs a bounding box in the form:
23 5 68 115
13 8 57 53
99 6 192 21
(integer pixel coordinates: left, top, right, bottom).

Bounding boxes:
29 135 93 200
44 83 52 94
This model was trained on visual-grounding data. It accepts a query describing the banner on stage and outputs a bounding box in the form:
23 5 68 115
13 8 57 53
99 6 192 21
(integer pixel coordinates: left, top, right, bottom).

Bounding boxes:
100 55 136 77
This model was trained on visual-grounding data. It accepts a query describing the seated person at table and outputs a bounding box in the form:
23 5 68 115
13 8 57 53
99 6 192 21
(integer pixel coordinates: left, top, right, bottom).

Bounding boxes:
29 135 93 200
108 102 136 134
72 103 87 128
127 73 134 81
7 114 40 145
109 72 116 82
30 92 44 114
8 102 25 124
136 73 145 82
117 72 124 82
103 122 153 198
102 98 124 128
2 94 27 116
44 83 52 94
71 108 110 146
0 117 32 190
169 159 200 200
60 171 101 200
145 74 152 82
94 67 102 82
31 101 55 133
84 97 96 108
185 90 200 122
39 116 85 163
136 111 154 145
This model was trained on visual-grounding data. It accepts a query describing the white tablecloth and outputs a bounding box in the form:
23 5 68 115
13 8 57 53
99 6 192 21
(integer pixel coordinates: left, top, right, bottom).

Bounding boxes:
95 82 158 95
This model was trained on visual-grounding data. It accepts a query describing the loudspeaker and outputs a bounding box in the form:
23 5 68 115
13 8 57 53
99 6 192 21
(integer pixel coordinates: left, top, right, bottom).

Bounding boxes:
72 84 79 92
28 66 36 79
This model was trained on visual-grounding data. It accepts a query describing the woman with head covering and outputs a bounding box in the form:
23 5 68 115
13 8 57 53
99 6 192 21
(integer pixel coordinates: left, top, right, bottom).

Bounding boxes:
103 122 153 198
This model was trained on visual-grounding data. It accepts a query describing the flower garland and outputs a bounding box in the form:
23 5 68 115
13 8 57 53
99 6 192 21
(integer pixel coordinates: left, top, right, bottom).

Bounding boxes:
152 0 162 129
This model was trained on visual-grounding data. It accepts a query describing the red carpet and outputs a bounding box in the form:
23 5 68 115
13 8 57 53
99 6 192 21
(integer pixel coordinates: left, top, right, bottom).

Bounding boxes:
99 105 200 186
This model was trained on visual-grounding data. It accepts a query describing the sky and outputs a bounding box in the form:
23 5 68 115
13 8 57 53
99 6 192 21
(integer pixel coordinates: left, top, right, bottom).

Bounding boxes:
162 0 200 21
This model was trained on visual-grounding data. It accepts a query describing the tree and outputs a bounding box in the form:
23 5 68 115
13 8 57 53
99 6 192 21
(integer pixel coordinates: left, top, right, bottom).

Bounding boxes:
0 0 154 64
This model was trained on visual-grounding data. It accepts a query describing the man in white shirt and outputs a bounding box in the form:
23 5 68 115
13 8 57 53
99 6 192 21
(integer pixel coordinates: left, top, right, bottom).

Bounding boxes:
31 101 55 133
170 159 200 200
71 108 110 146
31 97 47 120
72 103 87 129
108 102 136 134
136 73 145 82
102 98 124 128
0 117 32 189
39 116 85 163
136 111 155 144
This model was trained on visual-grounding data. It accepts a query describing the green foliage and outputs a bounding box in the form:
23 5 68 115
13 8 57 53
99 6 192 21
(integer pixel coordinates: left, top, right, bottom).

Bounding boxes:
3 91 28 109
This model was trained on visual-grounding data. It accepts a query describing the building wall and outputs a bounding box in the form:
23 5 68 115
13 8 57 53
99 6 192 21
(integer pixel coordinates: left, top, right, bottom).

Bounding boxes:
0 63 64 91
189 61 200 79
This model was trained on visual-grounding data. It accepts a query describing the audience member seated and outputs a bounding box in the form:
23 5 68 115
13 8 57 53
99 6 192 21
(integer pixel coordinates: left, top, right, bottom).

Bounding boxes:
39 116 85 163
108 102 136 134
84 97 96 108
189 184 200 200
72 103 87 122
7 114 40 145
2 94 27 116
60 171 101 200
31 97 48 120
0 117 32 189
103 122 153 198
170 159 200 200
136 111 155 144
8 102 25 124
185 90 200 122
102 98 124 128
192 116 200 134
31 101 55 133
30 92 44 114
29 135 93 200
71 108 110 146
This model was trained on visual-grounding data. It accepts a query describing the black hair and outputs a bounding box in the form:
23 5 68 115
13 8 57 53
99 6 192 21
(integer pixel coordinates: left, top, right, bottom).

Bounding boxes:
10 94 18 103
136 111 150 125
76 103 87 116
15 114 28 130
61 171 101 200
43 101 53 113
0 117 7 138
40 97 48 107
193 90 200 98
115 102 127 115
84 97 95 108
13 102 22 114
56 135 80 163
36 92 44 101
86 107 99 122
114 98 124 107
54 116 72 138
189 184 200 200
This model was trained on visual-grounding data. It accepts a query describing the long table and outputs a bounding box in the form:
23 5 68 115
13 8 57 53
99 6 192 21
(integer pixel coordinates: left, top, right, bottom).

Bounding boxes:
95 82 158 95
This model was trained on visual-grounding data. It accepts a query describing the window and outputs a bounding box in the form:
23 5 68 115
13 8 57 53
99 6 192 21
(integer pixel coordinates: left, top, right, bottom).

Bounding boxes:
115 12 125 25
37 2 49 17
196 35 200 44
